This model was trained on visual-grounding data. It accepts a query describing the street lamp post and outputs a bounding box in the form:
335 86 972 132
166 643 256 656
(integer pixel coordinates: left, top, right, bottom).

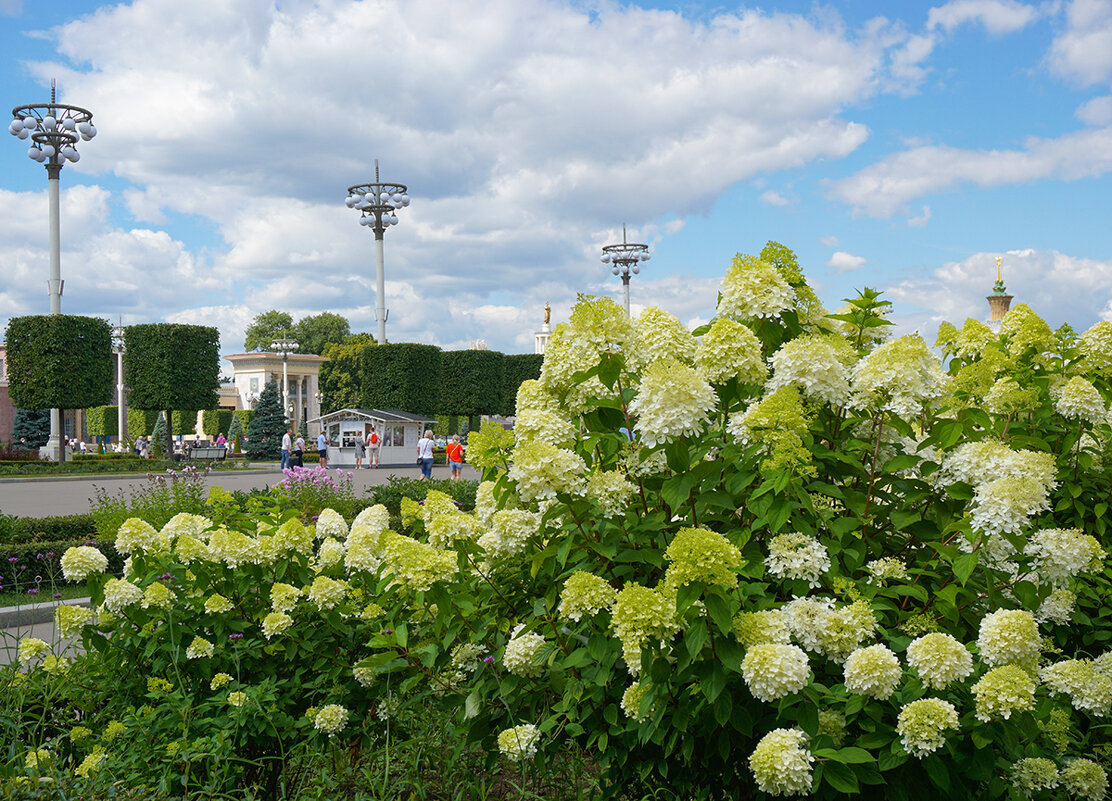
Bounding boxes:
345 160 409 345
270 335 299 426
9 80 97 461
601 224 650 317
112 322 126 448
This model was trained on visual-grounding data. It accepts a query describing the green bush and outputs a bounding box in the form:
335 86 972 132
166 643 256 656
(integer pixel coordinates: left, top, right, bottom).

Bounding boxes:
127 408 161 440
1 538 122 587
85 405 119 438
440 349 504 417
4 315 113 411
360 343 442 417
499 352 544 415
0 513 98 545
202 409 234 437
367 476 478 515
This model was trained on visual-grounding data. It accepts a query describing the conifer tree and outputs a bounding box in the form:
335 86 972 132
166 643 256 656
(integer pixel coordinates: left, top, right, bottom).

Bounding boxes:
246 381 286 459
228 413 244 454
150 412 167 457
11 408 50 449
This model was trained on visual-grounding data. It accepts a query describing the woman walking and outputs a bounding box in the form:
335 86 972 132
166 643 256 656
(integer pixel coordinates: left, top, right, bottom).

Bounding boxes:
417 429 435 481
446 434 464 481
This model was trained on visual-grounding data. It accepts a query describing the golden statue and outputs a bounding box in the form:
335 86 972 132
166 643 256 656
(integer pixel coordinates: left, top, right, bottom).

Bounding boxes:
544 302 551 326
995 256 1002 282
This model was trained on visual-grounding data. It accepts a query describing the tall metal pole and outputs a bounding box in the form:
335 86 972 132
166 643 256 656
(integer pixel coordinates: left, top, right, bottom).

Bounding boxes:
346 160 408 346
601 224 650 319
375 230 387 345
11 81 96 462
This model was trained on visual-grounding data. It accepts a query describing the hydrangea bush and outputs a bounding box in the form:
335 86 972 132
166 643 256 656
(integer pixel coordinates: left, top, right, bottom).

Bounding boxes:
9 242 1112 799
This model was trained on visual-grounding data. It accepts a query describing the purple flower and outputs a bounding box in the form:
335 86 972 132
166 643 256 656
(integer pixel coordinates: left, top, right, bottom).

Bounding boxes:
7 557 17 563
36 553 44 560
53 593 61 598
483 656 495 663
229 633 244 640
27 588 39 595
45 552 54 559
380 629 394 635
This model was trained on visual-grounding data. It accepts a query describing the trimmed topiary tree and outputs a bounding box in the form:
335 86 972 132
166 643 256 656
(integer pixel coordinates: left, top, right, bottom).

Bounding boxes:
86 405 119 439
124 324 220 459
4 314 113 461
11 408 50 449
127 409 160 443
202 409 233 438
440 350 504 422
499 353 544 415
245 381 285 460
360 343 442 417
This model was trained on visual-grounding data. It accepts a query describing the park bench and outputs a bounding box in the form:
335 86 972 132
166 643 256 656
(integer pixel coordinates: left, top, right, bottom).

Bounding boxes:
189 446 227 461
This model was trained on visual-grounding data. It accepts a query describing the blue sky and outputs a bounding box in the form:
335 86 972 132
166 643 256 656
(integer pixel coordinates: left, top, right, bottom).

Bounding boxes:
3 0 1112 359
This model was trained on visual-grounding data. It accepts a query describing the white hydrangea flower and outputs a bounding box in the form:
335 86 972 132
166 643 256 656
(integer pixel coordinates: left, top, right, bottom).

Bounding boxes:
694 317 766 385
1079 320 1112 370
849 335 948 419
1026 528 1106 586
765 532 830 588
767 335 853 405
497 724 540 762
628 359 716 448
1036 589 1077 626
477 509 540 560
906 633 973 690
508 440 586 502
741 643 810 702
748 728 813 796
896 698 959 758
1041 659 1112 716
1055 376 1107 425
60 546 109 581
969 476 1052 537
977 609 1040 669
503 623 546 677
585 470 636 519
630 306 697 370
1061 759 1109 801
313 704 349 736
558 571 617 622
718 255 796 322
843 644 902 699
315 508 349 540
1011 758 1060 796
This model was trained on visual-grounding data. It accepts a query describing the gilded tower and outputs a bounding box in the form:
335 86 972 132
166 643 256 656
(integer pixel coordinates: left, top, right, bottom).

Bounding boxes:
986 256 1013 331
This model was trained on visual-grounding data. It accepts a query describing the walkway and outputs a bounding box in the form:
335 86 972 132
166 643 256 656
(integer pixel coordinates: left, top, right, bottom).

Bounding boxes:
0 462 479 518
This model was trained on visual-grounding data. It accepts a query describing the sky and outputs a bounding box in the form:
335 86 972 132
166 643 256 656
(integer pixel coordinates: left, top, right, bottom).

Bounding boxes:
3 0 1112 365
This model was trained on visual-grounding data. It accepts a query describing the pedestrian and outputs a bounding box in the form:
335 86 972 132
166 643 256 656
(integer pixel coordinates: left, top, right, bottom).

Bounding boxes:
215 432 227 447
367 425 380 468
139 436 149 459
417 428 435 480
281 428 292 470
292 432 304 467
446 433 464 481
317 429 329 469
354 430 366 470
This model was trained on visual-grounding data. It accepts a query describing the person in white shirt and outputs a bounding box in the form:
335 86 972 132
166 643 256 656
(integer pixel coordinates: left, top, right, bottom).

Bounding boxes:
281 429 292 470
317 431 328 468
417 429 435 480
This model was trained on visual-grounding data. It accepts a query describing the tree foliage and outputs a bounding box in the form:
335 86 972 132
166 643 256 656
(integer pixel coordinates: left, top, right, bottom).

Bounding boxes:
440 350 504 418
11 408 50 448
4 315 113 411
243 310 294 352
499 353 544 415
360 343 442 417
294 312 351 355
124 324 220 456
127 408 160 442
320 339 374 414
85 406 119 438
245 380 286 459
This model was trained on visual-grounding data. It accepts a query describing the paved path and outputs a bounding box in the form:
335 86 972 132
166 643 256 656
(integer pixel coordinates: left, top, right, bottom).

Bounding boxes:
0 463 480 518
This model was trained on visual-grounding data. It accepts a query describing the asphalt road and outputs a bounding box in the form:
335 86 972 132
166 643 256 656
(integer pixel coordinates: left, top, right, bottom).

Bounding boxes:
0 462 480 518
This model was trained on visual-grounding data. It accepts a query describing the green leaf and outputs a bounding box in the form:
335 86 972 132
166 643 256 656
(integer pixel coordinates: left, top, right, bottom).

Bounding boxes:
703 591 734 637
464 690 481 719
822 760 860 793
685 620 708 659
952 552 977 585
923 756 951 791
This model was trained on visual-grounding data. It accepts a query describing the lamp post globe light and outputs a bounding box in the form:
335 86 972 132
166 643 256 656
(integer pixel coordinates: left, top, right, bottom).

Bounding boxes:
601 224 650 317
345 159 409 345
270 335 299 425
9 79 97 461
112 321 126 449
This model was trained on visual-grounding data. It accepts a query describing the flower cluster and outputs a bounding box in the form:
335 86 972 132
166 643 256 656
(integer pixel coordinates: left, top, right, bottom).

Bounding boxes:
896 698 959 758
102 578 143 613
60 546 108 580
55 604 95 638
1041 659 1112 716
906 633 973 690
783 597 877 662
748 728 813 796
664 527 743 590
585 470 635 519
610 583 679 675
843 644 902 699
262 611 294 639
477 509 539 561
313 704 349 736
630 306 697 369
694 317 766 385
497 724 540 762
765 532 830 588
18 637 50 666
628 359 716 447
1011 758 1059 796
379 531 457 592
186 636 215 659
977 609 1040 669
733 610 791 647
767 335 853 405
728 386 812 472
307 576 348 610
849 335 948 418
741 643 810 702
1055 376 1107 425
503 624 546 677
865 557 907 586
717 254 796 321
559 571 617 623
621 682 652 721
508 439 586 502
115 518 160 555
1061 759 1109 801
972 665 1036 722
1025 528 1106 586
1079 320 1112 370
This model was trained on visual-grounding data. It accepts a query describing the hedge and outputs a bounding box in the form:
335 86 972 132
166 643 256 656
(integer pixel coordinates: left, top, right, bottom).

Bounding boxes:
440 350 505 418
0 513 99 546
128 408 161 440
360 343 442 417
499 353 544 415
4 314 113 411
202 409 234 437
86 405 119 437
172 410 199 436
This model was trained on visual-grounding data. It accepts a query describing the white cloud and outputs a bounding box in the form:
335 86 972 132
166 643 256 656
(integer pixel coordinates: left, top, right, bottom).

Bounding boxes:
0 0 936 353
927 0 1040 34
829 125 1112 216
827 251 867 272
820 235 840 247
883 248 1112 343
759 190 792 206
1047 0 1112 86
1077 94 1112 125
907 205 932 227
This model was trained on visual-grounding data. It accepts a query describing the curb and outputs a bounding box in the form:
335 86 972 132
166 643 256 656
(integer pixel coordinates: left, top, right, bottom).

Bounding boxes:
0 596 91 629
